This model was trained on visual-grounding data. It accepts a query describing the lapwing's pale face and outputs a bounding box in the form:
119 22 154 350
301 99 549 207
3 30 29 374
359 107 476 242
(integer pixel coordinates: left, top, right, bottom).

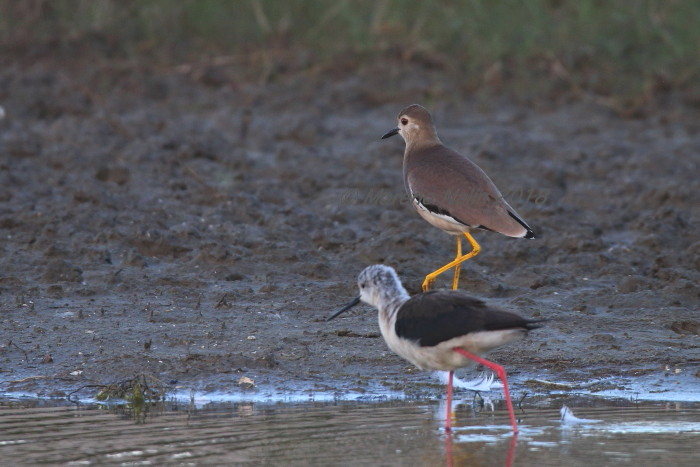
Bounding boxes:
395 114 422 143
381 114 423 143
381 104 437 145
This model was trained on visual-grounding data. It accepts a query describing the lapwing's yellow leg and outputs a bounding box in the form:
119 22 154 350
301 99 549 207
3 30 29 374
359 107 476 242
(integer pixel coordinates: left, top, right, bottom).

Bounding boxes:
451 236 462 290
422 232 481 292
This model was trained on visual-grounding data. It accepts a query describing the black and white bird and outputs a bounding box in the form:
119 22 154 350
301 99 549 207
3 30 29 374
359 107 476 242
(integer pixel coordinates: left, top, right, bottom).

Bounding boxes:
327 264 543 433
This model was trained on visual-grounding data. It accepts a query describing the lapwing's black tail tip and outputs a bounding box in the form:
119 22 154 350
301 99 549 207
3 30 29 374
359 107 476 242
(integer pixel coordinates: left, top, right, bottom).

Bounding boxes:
507 211 535 239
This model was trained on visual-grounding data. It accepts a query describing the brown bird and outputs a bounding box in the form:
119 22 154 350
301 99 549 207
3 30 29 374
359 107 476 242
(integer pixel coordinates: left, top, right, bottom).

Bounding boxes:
382 104 534 291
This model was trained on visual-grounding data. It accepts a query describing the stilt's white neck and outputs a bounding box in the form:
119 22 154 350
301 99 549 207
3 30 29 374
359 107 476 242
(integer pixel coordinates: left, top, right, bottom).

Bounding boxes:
375 284 409 333
375 280 409 313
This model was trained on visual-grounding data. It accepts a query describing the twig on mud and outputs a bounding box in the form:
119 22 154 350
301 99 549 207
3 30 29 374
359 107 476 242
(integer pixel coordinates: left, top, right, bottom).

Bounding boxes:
7 340 29 361
517 393 529 412
183 167 217 192
216 293 231 309
0 375 50 386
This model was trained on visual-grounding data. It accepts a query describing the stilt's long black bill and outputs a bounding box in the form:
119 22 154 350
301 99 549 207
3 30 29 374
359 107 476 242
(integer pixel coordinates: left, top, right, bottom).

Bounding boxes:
381 128 399 139
326 296 361 321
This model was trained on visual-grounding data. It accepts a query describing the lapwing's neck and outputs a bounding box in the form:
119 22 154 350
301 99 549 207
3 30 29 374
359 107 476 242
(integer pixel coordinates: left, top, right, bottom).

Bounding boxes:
405 134 442 155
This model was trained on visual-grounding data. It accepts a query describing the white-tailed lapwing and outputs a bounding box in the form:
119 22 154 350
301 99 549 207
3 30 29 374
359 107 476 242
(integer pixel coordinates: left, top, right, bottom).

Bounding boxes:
327 264 543 433
382 105 535 291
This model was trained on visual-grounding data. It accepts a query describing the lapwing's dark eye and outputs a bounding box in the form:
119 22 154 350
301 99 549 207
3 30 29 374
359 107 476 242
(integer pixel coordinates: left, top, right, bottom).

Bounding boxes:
400 118 408 125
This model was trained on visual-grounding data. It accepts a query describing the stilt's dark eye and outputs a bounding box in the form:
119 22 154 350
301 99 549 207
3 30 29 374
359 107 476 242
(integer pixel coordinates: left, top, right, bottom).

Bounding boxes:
400 118 408 125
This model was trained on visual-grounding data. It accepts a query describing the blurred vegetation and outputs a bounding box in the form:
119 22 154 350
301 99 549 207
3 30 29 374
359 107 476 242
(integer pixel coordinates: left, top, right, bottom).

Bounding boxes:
1 0 699 101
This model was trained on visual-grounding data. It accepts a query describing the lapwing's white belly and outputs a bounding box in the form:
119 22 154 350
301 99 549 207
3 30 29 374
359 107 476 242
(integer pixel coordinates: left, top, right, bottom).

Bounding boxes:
412 198 471 235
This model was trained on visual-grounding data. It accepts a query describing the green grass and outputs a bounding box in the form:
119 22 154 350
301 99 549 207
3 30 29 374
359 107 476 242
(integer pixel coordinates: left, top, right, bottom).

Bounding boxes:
2 0 699 100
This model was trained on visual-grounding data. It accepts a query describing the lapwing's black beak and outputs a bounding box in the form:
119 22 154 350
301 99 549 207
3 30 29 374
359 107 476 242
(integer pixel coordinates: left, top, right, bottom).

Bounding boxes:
326 296 361 321
381 128 399 139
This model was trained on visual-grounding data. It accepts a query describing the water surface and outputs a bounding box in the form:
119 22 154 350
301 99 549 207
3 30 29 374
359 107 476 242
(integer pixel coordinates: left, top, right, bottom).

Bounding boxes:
2 394 698 466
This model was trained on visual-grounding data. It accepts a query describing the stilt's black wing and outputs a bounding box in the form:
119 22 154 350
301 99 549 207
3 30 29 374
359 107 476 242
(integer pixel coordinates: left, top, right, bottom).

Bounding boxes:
395 290 541 347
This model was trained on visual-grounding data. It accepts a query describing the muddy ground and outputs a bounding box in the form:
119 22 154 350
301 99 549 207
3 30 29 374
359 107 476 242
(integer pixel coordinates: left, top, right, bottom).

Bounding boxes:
0 59 698 402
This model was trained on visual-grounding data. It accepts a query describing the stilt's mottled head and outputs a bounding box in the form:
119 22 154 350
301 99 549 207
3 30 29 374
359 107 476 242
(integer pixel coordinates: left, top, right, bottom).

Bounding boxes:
326 265 410 321
356 264 408 307
381 104 440 146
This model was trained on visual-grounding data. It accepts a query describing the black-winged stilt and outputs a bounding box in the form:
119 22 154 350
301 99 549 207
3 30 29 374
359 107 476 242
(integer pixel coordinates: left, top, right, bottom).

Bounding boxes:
328 264 543 432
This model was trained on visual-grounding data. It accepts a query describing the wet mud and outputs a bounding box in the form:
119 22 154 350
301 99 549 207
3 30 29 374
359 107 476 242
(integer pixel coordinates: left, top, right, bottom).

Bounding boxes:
0 61 698 401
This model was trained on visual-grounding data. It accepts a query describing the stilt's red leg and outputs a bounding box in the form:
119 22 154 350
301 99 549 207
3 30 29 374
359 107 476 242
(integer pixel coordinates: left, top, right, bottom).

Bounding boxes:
452 348 518 433
445 370 454 432
506 432 518 467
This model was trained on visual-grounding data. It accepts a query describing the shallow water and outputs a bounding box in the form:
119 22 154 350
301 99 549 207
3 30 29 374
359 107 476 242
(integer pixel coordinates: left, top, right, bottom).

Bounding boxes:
1 394 698 466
